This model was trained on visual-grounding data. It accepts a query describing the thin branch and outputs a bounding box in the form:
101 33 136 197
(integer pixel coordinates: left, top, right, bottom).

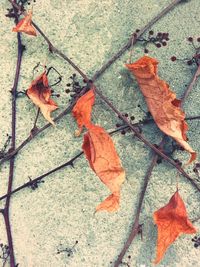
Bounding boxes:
181 65 200 103
2 3 24 266
114 138 165 267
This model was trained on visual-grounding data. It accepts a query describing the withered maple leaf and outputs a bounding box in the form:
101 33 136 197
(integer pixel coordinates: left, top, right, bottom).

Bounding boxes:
12 11 37 36
126 55 196 164
27 71 58 125
153 190 196 264
72 88 95 136
82 124 125 212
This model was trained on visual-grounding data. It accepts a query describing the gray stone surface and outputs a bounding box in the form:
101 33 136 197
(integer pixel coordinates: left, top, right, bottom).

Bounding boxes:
0 0 200 266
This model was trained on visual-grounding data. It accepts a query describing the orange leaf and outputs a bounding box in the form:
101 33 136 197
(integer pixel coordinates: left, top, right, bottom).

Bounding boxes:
27 71 58 125
126 55 196 164
82 125 125 212
72 88 95 136
153 191 196 264
12 11 37 36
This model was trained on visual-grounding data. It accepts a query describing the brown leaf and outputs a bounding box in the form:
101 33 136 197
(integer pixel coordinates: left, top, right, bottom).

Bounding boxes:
126 55 196 164
82 125 125 212
72 88 95 136
153 191 196 264
12 11 37 36
27 71 58 125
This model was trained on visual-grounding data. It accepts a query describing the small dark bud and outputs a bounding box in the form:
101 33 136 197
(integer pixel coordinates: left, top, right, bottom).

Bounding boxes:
149 30 154 35
121 130 126 135
162 41 167 46
188 37 193 42
144 48 149 54
171 56 177 62
136 29 140 33
197 37 200 42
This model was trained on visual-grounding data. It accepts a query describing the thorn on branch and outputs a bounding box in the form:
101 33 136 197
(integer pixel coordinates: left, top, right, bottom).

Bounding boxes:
28 177 44 191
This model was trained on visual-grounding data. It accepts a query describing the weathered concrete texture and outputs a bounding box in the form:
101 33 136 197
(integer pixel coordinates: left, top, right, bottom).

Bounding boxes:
0 0 200 266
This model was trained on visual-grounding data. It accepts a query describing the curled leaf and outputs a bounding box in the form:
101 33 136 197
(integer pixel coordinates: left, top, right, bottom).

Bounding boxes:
82 125 125 212
153 191 196 264
27 71 58 125
72 88 95 136
126 55 196 164
12 11 37 36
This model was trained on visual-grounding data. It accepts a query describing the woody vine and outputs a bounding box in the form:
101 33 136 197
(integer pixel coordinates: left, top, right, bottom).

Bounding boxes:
1 0 200 266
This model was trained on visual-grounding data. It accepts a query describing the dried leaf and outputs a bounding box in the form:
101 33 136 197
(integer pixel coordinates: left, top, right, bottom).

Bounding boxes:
153 191 196 264
27 71 58 125
126 55 196 164
72 88 95 136
82 125 125 212
12 11 37 36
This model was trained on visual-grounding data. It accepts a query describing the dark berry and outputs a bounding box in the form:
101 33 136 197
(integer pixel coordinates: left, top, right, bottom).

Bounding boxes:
121 130 126 135
144 48 149 54
188 37 193 42
156 43 161 48
171 56 177 62
162 41 167 46
197 37 200 42
66 83 71 87
116 123 121 128
124 113 128 117
51 89 54 93
136 29 140 33
65 89 70 93
194 243 199 248
157 32 162 37
73 73 76 77
149 30 154 35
